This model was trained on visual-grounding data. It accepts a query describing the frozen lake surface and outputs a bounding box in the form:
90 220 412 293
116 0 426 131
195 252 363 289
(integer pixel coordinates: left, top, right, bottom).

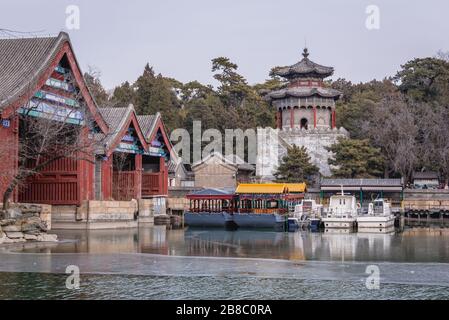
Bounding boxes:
1 226 449 299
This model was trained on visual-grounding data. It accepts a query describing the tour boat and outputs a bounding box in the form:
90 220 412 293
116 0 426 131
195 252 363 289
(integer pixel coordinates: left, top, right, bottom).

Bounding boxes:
322 190 358 230
184 188 238 228
357 199 395 233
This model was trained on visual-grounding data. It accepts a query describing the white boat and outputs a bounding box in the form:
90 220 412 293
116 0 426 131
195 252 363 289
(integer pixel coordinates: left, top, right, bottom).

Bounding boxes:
357 199 395 232
322 190 358 230
290 199 323 229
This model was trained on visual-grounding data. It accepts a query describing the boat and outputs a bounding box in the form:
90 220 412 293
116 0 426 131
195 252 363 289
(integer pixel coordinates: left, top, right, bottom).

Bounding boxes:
322 189 358 230
184 188 238 228
233 210 287 229
233 183 306 229
289 199 323 230
357 199 395 233
185 183 307 230
184 212 234 228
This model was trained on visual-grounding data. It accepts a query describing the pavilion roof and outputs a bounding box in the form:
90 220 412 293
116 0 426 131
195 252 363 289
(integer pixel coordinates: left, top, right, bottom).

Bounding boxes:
272 48 334 80
186 188 236 199
267 86 341 100
236 183 288 194
285 183 307 193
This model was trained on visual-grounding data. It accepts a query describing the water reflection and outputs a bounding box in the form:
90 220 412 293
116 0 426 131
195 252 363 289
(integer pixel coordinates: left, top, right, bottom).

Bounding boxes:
15 226 449 263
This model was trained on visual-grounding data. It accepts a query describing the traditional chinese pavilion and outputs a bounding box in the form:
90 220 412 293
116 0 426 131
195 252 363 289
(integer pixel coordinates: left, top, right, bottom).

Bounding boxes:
256 48 348 179
0 32 171 213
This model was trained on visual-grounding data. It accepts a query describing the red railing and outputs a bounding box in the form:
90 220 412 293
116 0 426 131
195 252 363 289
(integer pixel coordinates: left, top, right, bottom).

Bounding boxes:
112 171 135 201
142 172 167 197
18 157 79 205
19 181 79 205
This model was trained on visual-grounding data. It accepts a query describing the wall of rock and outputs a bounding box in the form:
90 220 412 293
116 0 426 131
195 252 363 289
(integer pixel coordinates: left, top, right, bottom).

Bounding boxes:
0 204 57 244
256 127 348 180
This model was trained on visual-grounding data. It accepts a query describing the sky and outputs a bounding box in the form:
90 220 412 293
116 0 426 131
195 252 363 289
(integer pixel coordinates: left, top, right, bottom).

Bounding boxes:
1 0 449 90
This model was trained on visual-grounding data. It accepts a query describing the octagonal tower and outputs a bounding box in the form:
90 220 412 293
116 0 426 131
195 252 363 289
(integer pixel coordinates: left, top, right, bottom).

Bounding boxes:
268 48 342 131
256 49 348 180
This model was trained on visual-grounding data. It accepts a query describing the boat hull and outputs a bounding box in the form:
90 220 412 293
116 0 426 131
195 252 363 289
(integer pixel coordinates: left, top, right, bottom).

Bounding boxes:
357 216 395 229
233 213 286 229
184 212 232 228
322 217 356 229
358 226 395 234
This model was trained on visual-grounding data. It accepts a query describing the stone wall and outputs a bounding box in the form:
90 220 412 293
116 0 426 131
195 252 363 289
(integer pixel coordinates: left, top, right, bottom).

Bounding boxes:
256 127 348 180
0 203 57 244
138 197 166 223
52 200 138 230
403 189 449 211
193 160 237 189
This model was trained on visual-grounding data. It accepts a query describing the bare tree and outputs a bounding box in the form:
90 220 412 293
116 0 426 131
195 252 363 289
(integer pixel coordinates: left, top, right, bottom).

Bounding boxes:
419 104 449 187
362 93 418 183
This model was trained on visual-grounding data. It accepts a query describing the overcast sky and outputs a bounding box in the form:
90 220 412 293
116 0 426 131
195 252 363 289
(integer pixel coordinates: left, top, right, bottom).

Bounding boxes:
2 0 449 90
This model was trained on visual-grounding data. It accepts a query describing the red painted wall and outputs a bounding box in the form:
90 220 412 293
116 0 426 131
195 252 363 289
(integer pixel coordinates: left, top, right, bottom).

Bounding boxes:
0 116 19 203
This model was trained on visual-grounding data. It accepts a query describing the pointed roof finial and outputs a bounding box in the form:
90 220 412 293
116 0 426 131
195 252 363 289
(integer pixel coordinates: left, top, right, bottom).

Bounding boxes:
302 47 309 59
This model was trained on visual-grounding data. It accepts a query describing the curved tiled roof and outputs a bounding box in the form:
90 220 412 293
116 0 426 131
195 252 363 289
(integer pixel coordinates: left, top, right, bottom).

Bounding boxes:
136 114 157 138
0 31 109 133
0 33 68 110
268 86 342 100
273 48 334 79
99 105 133 144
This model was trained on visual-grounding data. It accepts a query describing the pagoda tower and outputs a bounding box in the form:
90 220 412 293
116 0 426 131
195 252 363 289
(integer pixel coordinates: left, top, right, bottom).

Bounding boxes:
256 48 348 180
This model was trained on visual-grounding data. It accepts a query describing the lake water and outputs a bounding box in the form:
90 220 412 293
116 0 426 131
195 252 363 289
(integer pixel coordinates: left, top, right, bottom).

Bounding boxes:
1 226 449 299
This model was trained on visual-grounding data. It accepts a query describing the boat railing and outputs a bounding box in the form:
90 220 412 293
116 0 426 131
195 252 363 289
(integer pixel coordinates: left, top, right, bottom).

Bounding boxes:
239 208 288 215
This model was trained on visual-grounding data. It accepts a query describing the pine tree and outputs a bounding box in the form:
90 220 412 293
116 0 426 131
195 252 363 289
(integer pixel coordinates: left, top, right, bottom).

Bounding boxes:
273 145 319 184
327 137 384 178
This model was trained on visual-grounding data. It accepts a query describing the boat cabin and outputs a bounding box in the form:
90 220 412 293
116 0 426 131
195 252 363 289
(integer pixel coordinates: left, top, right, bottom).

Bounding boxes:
235 183 306 214
187 188 237 213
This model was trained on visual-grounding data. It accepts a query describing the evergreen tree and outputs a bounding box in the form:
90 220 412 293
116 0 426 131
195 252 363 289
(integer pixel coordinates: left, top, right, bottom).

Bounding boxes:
273 145 319 184
110 81 135 107
134 63 181 130
84 67 109 106
327 138 384 178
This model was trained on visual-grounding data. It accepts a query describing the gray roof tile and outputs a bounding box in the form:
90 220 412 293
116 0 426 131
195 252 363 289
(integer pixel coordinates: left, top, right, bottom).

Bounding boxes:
0 32 68 110
273 48 334 79
268 86 342 100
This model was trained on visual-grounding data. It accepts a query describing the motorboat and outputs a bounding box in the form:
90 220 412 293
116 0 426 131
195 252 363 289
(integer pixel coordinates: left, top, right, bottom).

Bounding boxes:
357 199 395 232
322 189 358 230
289 199 323 230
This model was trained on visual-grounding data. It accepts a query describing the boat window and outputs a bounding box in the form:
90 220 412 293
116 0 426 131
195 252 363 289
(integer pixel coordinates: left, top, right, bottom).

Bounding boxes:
266 201 279 209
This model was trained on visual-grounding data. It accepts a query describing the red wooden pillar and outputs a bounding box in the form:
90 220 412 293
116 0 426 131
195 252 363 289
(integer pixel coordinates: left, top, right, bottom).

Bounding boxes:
276 110 282 129
313 107 317 128
331 109 336 129
158 156 168 196
135 154 142 199
101 156 113 200
290 108 294 128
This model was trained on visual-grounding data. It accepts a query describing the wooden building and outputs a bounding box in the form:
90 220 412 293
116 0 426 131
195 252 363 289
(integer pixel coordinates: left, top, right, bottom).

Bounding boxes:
412 172 440 189
0 32 171 213
191 152 255 189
